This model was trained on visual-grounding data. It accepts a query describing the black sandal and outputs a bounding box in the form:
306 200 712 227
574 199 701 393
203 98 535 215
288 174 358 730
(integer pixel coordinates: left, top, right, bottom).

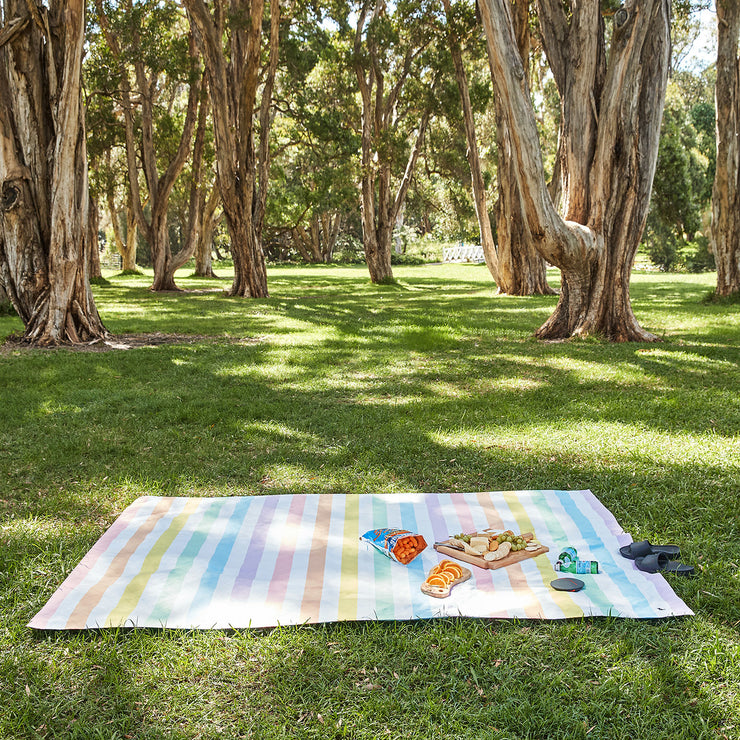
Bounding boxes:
619 539 680 561
634 552 695 577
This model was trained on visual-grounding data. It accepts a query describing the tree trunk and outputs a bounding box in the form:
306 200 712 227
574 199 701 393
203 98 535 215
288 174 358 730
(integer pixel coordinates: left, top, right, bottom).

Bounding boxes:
490 0 554 296
712 0 740 297
194 184 220 278
96 0 202 293
106 186 126 267
161 79 211 288
494 103 554 295
121 195 138 271
0 0 106 345
480 0 670 341
184 0 282 298
353 0 430 285
88 195 102 279
442 0 499 283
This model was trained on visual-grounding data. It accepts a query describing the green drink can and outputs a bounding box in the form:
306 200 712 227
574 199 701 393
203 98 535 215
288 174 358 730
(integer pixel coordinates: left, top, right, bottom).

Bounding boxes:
559 547 578 563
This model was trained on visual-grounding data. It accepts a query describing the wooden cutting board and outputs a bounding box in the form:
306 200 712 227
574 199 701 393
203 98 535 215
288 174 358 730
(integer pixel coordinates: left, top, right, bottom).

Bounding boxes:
433 532 550 570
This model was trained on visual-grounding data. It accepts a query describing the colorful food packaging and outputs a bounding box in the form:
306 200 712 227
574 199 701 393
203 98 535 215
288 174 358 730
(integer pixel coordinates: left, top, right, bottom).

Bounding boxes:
360 528 427 565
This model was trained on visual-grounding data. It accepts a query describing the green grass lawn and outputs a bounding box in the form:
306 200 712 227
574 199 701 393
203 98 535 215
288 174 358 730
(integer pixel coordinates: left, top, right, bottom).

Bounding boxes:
1 264 738 739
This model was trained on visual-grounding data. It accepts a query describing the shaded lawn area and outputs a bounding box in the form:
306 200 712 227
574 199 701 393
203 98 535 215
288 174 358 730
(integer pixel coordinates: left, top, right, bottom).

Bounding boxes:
0 264 738 739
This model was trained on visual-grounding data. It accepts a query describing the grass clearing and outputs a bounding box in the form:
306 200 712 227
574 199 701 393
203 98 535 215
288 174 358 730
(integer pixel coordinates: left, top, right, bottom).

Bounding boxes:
1 264 738 739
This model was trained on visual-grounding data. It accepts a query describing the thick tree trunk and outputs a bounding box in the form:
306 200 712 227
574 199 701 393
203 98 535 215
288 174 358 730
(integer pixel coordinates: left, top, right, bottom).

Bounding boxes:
184 0 281 298
712 1 740 297
491 0 554 296
480 0 670 341
442 0 498 282
495 104 554 296
0 0 106 345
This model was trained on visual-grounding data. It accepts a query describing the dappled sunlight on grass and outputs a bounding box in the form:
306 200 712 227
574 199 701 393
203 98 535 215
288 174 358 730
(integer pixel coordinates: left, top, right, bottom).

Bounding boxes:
1 264 739 739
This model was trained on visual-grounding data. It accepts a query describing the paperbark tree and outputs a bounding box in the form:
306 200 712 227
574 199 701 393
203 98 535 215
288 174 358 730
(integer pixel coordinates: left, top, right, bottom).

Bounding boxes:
492 0 554 296
88 196 102 279
292 213 342 263
352 0 433 284
94 0 203 292
441 0 498 282
0 0 107 344
712 0 740 297
194 185 221 277
183 0 283 297
160 80 211 286
480 0 671 340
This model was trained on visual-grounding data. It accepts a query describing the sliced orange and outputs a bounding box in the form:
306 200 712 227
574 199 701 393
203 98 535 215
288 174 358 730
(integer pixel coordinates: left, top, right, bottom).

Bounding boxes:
441 563 464 580
424 574 452 588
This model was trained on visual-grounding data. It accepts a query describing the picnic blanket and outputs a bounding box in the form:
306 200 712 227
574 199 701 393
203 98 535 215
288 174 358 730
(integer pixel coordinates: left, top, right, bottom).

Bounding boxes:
29 490 693 630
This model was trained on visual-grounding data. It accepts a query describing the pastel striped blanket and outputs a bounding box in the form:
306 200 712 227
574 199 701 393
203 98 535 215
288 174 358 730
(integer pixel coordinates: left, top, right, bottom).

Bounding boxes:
29 490 693 629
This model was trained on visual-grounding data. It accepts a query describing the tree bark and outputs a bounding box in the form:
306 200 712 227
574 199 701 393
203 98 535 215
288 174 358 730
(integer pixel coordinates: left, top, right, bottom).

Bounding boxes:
184 0 283 297
0 0 107 345
480 0 670 340
95 0 202 292
106 185 126 268
490 0 554 296
442 0 499 283
161 79 210 287
353 0 430 284
88 195 102 279
712 0 740 297
121 193 138 271
194 185 221 277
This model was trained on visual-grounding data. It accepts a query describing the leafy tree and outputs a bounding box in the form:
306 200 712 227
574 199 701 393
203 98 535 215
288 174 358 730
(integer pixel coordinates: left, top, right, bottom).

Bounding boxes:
267 9 359 263
645 81 714 271
183 0 285 297
92 0 204 291
339 0 442 283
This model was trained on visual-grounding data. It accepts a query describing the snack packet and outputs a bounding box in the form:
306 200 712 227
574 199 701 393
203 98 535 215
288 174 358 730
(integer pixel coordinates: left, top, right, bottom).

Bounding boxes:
360 527 427 564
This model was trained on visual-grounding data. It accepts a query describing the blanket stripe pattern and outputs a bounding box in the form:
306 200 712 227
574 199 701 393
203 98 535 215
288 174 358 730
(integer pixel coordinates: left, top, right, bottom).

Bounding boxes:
29 490 693 629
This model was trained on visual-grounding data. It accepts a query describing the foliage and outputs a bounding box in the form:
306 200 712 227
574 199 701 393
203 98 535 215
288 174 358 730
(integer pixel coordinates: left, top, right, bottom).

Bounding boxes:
267 8 359 242
644 77 715 272
0 265 738 738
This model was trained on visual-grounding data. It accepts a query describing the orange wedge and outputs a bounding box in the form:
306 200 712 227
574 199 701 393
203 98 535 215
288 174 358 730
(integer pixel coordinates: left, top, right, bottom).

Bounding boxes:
441 563 464 579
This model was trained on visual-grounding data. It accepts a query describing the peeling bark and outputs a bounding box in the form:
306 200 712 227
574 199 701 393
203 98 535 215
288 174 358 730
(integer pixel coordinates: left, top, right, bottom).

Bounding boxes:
0 0 106 345
442 0 498 282
353 0 430 284
184 0 284 297
95 0 202 292
712 0 740 297
480 0 670 340
491 0 554 296
194 185 221 277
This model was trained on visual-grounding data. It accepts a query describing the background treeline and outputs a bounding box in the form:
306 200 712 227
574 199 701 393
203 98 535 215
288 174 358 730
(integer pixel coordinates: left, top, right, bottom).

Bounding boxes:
84 0 715 274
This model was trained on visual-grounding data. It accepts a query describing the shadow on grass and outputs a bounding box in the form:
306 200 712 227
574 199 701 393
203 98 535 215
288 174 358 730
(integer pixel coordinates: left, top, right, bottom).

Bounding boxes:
1 266 738 738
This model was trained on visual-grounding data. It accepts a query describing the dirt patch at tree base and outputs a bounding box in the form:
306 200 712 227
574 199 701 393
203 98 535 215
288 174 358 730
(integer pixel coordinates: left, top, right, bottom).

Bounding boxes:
1 332 266 353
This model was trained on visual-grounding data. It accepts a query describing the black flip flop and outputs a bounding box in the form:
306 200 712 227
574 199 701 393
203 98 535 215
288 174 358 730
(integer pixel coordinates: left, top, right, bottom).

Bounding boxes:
634 553 695 577
619 540 681 561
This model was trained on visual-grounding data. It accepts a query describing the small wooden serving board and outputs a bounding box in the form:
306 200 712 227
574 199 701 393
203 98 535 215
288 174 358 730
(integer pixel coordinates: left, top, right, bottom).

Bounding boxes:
433 532 550 570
